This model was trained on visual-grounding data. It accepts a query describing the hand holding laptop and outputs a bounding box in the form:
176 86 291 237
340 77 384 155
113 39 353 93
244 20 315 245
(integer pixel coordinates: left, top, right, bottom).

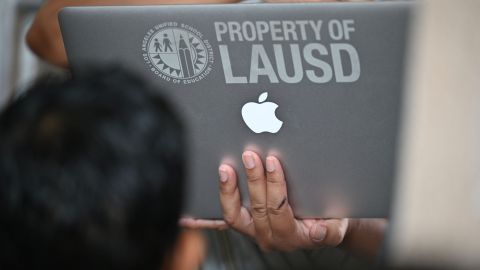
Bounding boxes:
182 151 387 258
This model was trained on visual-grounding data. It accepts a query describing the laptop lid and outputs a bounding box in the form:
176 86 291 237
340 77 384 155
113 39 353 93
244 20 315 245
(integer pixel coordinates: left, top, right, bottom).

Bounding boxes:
59 2 412 218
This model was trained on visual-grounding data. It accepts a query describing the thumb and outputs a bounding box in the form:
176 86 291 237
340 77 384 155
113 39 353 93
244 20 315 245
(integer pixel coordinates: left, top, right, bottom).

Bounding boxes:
309 222 327 244
309 219 349 247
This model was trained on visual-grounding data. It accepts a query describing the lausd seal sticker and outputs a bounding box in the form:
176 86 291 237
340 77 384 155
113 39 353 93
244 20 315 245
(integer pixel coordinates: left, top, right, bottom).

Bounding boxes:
143 22 214 84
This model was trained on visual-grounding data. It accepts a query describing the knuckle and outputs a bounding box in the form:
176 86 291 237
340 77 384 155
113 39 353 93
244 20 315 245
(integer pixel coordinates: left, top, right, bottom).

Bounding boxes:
219 185 235 196
266 174 276 183
266 178 286 193
267 206 283 216
266 174 282 184
247 172 263 183
251 205 268 219
219 185 229 195
252 207 267 220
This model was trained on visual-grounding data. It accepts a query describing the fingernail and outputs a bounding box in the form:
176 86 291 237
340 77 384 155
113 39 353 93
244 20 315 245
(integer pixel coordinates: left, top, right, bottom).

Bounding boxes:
266 157 276 172
218 166 229 182
311 224 327 242
242 152 255 169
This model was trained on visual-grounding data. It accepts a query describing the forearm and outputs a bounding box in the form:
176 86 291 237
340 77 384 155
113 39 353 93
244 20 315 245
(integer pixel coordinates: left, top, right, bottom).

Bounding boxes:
27 0 69 67
341 218 388 260
26 0 239 68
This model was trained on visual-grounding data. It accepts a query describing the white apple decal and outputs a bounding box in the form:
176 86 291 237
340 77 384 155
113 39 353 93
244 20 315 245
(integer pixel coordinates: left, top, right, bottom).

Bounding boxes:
241 92 283 134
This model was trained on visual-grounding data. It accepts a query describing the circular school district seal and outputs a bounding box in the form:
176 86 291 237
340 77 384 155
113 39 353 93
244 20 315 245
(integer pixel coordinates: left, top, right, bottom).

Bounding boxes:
142 22 214 84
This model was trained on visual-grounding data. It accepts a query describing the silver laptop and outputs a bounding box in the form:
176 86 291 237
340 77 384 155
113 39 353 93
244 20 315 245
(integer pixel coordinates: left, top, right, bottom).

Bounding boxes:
59 2 412 218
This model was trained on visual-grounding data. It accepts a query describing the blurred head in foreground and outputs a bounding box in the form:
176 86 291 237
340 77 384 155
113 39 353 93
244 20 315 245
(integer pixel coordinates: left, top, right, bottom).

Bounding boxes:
0 68 190 270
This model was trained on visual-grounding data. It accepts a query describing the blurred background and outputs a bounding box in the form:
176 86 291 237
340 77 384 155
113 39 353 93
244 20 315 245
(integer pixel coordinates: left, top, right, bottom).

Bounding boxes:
0 0 64 109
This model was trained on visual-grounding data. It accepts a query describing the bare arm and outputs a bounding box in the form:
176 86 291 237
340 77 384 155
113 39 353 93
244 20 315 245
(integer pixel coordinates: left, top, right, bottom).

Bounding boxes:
26 0 239 68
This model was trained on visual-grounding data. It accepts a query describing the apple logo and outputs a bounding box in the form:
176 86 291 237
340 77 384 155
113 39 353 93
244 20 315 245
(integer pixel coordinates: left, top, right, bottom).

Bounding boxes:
241 92 283 134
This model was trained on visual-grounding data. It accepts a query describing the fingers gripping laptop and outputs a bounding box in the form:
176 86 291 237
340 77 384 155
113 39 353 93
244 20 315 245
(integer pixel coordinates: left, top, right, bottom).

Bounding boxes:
59 2 411 218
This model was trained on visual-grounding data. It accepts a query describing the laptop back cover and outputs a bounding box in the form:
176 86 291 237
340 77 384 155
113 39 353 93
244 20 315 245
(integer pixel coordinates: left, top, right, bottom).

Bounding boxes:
60 2 411 218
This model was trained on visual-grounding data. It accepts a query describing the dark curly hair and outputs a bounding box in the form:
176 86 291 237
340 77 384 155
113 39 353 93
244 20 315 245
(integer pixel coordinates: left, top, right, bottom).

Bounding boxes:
0 67 185 270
